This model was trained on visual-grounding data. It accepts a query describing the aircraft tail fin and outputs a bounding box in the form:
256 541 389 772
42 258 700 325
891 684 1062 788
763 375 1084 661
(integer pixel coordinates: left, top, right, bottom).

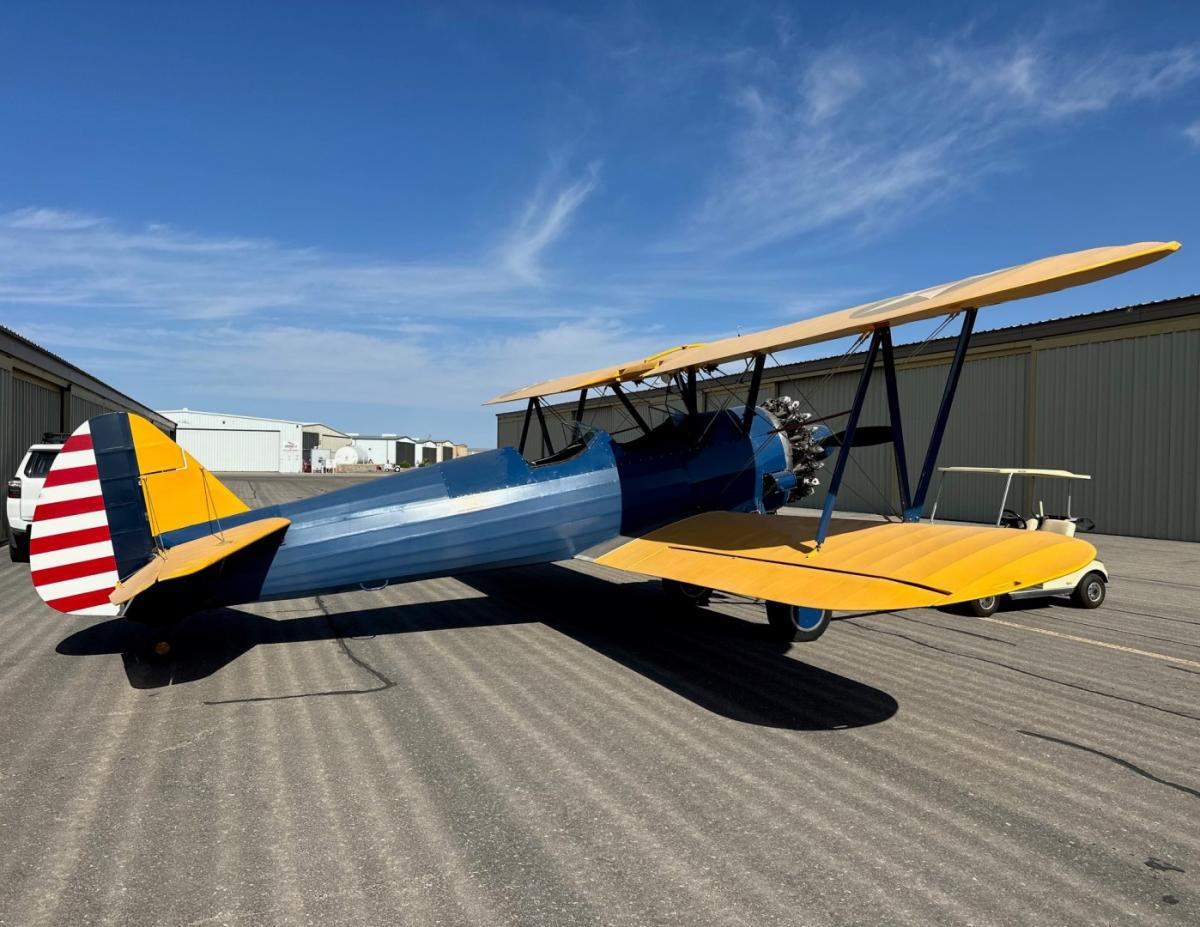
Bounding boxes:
29 413 252 616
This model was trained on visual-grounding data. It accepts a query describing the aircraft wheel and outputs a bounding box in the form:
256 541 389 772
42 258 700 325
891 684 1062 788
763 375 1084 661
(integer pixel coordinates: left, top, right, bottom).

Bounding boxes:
1071 572 1106 609
765 602 830 643
968 595 999 617
142 626 179 662
661 579 712 608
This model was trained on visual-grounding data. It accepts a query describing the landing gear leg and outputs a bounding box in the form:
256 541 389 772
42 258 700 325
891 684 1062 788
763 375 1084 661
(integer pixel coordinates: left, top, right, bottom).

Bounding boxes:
765 602 831 642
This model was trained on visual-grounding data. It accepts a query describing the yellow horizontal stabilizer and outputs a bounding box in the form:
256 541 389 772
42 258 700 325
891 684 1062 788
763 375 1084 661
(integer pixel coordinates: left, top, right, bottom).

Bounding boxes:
596 512 1096 612
488 240 1179 404
109 517 291 606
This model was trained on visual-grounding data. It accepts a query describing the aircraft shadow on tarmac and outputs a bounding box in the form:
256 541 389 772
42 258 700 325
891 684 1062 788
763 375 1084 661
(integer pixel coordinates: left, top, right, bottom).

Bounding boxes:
57 562 898 731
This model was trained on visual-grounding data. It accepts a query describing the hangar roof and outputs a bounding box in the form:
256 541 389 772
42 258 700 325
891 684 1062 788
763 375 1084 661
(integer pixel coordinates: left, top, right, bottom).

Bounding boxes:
159 409 306 426
302 422 352 437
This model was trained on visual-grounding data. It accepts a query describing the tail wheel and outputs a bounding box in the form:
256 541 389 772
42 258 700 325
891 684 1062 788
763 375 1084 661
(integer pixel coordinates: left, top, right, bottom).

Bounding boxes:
661 579 712 608
1071 572 1106 609
765 602 831 643
968 595 999 617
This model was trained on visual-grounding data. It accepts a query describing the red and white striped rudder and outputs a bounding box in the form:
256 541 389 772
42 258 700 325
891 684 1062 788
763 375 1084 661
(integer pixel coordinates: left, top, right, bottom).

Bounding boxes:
29 421 121 616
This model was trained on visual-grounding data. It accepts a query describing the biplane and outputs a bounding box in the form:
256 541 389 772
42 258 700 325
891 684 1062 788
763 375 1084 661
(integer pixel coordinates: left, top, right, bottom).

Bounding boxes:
27 241 1178 652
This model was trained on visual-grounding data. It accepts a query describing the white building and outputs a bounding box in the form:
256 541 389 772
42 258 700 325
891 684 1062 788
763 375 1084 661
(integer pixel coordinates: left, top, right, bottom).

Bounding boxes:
348 435 468 468
159 409 304 473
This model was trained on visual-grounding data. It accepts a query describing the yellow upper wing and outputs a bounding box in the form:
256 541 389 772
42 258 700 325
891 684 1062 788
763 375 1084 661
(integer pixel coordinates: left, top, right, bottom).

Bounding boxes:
596 512 1097 612
487 240 1179 404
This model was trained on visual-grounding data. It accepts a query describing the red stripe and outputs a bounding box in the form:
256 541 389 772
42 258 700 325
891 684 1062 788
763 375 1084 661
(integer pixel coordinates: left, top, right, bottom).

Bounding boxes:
43 464 99 488
63 433 93 452
32 555 117 587
44 587 115 613
34 495 106 521
30 525 112 555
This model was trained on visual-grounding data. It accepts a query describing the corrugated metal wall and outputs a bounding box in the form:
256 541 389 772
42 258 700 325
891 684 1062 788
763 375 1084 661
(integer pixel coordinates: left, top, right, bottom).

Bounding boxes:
3 373 63 541
69 392 120 430
1033 329 1200 541
11 375 63 451
496 322 1200 541
0 367 13 541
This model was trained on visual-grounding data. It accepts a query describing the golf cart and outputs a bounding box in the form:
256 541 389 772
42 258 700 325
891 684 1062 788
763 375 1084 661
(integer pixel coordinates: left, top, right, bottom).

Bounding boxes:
929 467 1108 617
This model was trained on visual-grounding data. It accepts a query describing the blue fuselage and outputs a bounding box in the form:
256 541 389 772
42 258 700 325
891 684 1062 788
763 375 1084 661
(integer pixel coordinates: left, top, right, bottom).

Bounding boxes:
159 407 790 607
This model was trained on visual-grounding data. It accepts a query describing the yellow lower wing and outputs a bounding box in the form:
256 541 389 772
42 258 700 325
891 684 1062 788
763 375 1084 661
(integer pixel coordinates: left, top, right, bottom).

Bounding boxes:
596 512 1096 611
110 517 291 606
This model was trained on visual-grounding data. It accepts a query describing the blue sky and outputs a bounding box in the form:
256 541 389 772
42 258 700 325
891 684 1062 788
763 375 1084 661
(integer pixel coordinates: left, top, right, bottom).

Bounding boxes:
2 1 1198 447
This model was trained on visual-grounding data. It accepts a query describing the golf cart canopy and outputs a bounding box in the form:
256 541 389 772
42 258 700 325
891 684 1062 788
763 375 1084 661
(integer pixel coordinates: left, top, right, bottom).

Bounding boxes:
931 467 1093 525
936 467 1091 480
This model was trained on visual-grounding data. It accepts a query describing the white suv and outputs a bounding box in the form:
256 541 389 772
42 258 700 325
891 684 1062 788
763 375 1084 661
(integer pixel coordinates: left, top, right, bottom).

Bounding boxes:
6 439 64 562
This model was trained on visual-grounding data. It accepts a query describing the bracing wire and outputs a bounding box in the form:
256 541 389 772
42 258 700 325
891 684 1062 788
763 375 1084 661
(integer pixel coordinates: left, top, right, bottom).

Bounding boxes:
695 358 755 447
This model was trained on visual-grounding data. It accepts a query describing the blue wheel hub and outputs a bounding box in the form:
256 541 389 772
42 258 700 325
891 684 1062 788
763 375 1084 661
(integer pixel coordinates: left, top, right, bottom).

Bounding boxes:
794 606 826 631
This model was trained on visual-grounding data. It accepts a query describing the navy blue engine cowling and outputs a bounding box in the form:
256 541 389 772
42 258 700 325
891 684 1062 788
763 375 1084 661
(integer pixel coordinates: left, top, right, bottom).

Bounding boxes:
153 406 791 610
610 405 791 534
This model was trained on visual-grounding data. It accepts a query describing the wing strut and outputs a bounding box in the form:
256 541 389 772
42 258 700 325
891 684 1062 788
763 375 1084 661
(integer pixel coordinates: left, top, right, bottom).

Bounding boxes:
518 398 535 456
741 354 767 432
906 308 977 520
613 383 651 436
518 397 557 458
879 328 912 514
674 370 699 417
533 397 555 456
815 331 883 547
813 307 980 544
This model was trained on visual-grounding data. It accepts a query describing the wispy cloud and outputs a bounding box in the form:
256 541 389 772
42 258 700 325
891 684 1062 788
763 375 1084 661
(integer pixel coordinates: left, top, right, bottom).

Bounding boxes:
13 317 664 418
0 164 601 322
1186 119 1200 147
675 30 1200 253
499 161 600 283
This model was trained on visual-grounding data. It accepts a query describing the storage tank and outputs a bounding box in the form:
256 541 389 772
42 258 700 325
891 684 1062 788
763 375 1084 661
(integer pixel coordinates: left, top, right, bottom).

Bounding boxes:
334 445 366 467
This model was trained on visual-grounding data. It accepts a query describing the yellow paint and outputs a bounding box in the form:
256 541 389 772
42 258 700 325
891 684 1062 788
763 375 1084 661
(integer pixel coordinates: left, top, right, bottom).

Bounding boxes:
642 344 706 363
128 414 249 537
487 241 1179 404
597 512 1097 612
110 517 290 605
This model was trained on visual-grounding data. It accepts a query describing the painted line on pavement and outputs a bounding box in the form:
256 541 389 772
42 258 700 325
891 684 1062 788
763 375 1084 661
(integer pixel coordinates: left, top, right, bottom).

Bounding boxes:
975 615 1200 669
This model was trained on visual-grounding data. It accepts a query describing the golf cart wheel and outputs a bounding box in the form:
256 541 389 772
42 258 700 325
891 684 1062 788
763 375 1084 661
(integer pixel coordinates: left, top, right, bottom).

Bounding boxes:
1071 572 1106 609
968 595 999 617
765 602 831 643
661 579 712 609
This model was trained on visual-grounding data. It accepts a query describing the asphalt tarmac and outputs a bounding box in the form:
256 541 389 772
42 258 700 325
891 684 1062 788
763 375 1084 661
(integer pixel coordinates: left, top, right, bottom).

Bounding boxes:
0 473 1196 926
